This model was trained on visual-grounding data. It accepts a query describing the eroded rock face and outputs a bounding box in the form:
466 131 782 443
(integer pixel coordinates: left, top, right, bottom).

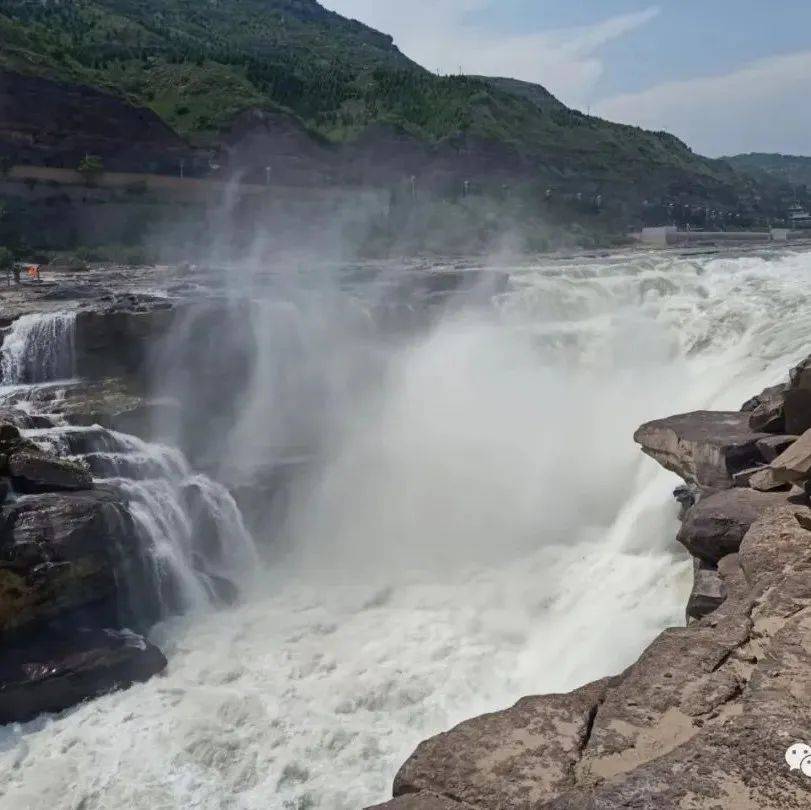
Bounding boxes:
634 411 770 488
0 628 166 725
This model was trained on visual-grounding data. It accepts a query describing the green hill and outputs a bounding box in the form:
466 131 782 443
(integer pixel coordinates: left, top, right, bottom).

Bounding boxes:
0 0 788 224
724 153 811 191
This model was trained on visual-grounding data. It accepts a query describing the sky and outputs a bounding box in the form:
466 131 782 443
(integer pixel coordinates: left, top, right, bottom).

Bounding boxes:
322 1 811 158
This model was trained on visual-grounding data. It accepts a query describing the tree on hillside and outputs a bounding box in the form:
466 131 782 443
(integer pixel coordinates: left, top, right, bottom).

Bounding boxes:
78 154 105 186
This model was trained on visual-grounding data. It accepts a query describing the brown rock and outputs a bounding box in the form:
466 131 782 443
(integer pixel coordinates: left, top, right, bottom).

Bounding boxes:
634 411 770 489
393 679 613 808
770 428 811 483
676 488 790 563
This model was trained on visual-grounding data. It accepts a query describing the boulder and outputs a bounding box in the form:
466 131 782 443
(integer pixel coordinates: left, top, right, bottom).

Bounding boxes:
781 387 811 435
755 434 797 462
0 628 166 725
686 558 727 622
748 397 785 433
9 450 93 493
0 488 156 636
676 488 791 562
770 428 811 484
634 411 770 488
0 422 20 445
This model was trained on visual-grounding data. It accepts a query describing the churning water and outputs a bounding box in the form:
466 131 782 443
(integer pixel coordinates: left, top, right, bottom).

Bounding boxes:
2 248 811 809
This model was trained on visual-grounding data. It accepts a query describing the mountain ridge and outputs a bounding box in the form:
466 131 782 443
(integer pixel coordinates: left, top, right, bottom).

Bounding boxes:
0 0 792 229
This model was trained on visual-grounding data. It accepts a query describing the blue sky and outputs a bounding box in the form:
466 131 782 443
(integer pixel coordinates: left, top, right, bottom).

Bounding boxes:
324 1 811 157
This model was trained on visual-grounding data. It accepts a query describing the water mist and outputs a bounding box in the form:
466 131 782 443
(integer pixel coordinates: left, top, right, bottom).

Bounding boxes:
3 248 811 809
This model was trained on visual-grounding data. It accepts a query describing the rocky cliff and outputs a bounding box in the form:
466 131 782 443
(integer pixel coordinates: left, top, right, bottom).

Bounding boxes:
0 288 261 724
371 359 811 809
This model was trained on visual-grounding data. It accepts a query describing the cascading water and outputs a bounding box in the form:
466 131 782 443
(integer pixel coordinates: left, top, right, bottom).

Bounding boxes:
0 311 258 622
0 311 77 384
3 249 811 810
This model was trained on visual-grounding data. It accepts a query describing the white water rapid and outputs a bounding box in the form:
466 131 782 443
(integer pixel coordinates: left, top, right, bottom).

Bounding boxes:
3 248 811 810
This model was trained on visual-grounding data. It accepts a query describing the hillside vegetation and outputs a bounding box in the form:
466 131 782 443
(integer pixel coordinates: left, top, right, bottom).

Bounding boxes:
724 153 811 191
0 2 750 179
0 0 795 239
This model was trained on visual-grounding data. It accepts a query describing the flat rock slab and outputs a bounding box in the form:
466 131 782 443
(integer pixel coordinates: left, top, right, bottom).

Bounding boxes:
0 628 166 725
677 488 793 563
634 411 770 488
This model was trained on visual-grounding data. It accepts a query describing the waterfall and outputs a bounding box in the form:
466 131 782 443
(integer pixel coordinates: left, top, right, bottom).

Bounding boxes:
2 310 258 621
0 311 77 384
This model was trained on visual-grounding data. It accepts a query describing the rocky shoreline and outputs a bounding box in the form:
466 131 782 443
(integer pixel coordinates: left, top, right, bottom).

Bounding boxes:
370 359 811 808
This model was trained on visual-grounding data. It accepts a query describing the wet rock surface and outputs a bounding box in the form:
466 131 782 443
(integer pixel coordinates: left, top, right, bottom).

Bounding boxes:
0 487 151 636
8 450 92 493
0 627 166 725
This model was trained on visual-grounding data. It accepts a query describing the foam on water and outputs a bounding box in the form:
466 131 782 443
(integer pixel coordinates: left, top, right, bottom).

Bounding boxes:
2 249 811 810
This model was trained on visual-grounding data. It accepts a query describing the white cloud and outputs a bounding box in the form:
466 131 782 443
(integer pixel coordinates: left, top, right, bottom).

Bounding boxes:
595 51 811 157
323 1 659 108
